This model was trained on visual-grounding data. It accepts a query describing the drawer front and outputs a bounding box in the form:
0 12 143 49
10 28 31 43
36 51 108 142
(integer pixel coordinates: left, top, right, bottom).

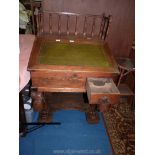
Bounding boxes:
88 94 120 105
31 76 86 92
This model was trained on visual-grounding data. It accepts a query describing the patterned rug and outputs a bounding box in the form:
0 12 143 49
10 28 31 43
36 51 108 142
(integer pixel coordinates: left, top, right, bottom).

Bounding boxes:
103 102 135 155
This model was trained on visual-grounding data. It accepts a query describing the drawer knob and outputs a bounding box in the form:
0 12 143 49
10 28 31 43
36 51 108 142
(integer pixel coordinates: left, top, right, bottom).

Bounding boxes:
98 96 110 105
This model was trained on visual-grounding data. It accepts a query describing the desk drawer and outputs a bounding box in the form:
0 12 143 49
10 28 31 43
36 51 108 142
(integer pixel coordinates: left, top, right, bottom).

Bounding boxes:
86 78 120 105
32 76 86 92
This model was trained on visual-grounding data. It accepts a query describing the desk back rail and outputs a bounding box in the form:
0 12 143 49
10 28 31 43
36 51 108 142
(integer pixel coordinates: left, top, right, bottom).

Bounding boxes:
35 11 111 41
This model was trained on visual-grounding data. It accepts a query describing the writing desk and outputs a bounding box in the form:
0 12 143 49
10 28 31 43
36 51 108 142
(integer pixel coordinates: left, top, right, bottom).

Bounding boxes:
28 12 119 123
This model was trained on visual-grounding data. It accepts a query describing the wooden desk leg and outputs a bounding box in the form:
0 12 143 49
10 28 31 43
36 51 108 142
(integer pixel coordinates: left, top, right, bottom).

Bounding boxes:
85 104 100 124
98 97 109 112
31 91 52 123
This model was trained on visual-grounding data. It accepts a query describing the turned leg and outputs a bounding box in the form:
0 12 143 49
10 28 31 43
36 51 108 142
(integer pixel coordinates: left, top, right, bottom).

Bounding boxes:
85 104 100 124
98 97 112 112
31 90 52 123
31 91 43 112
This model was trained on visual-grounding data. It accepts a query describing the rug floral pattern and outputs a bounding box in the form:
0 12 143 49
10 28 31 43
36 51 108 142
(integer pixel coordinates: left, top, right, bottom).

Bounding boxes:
103 102 135 155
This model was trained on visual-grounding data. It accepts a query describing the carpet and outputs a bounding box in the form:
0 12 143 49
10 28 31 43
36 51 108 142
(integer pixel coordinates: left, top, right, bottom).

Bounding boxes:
20 110 113 155
103 102 135 155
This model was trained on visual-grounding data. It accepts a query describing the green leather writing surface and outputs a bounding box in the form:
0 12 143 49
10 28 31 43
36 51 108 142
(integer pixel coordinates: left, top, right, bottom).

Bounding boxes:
38 42 110 67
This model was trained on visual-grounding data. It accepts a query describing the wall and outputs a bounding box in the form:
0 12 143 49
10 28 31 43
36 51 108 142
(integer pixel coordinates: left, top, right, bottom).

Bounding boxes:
42 0 135 57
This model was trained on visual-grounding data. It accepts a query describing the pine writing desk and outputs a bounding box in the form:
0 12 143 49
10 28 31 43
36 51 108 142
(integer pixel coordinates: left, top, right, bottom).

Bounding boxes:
28 11 119 123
